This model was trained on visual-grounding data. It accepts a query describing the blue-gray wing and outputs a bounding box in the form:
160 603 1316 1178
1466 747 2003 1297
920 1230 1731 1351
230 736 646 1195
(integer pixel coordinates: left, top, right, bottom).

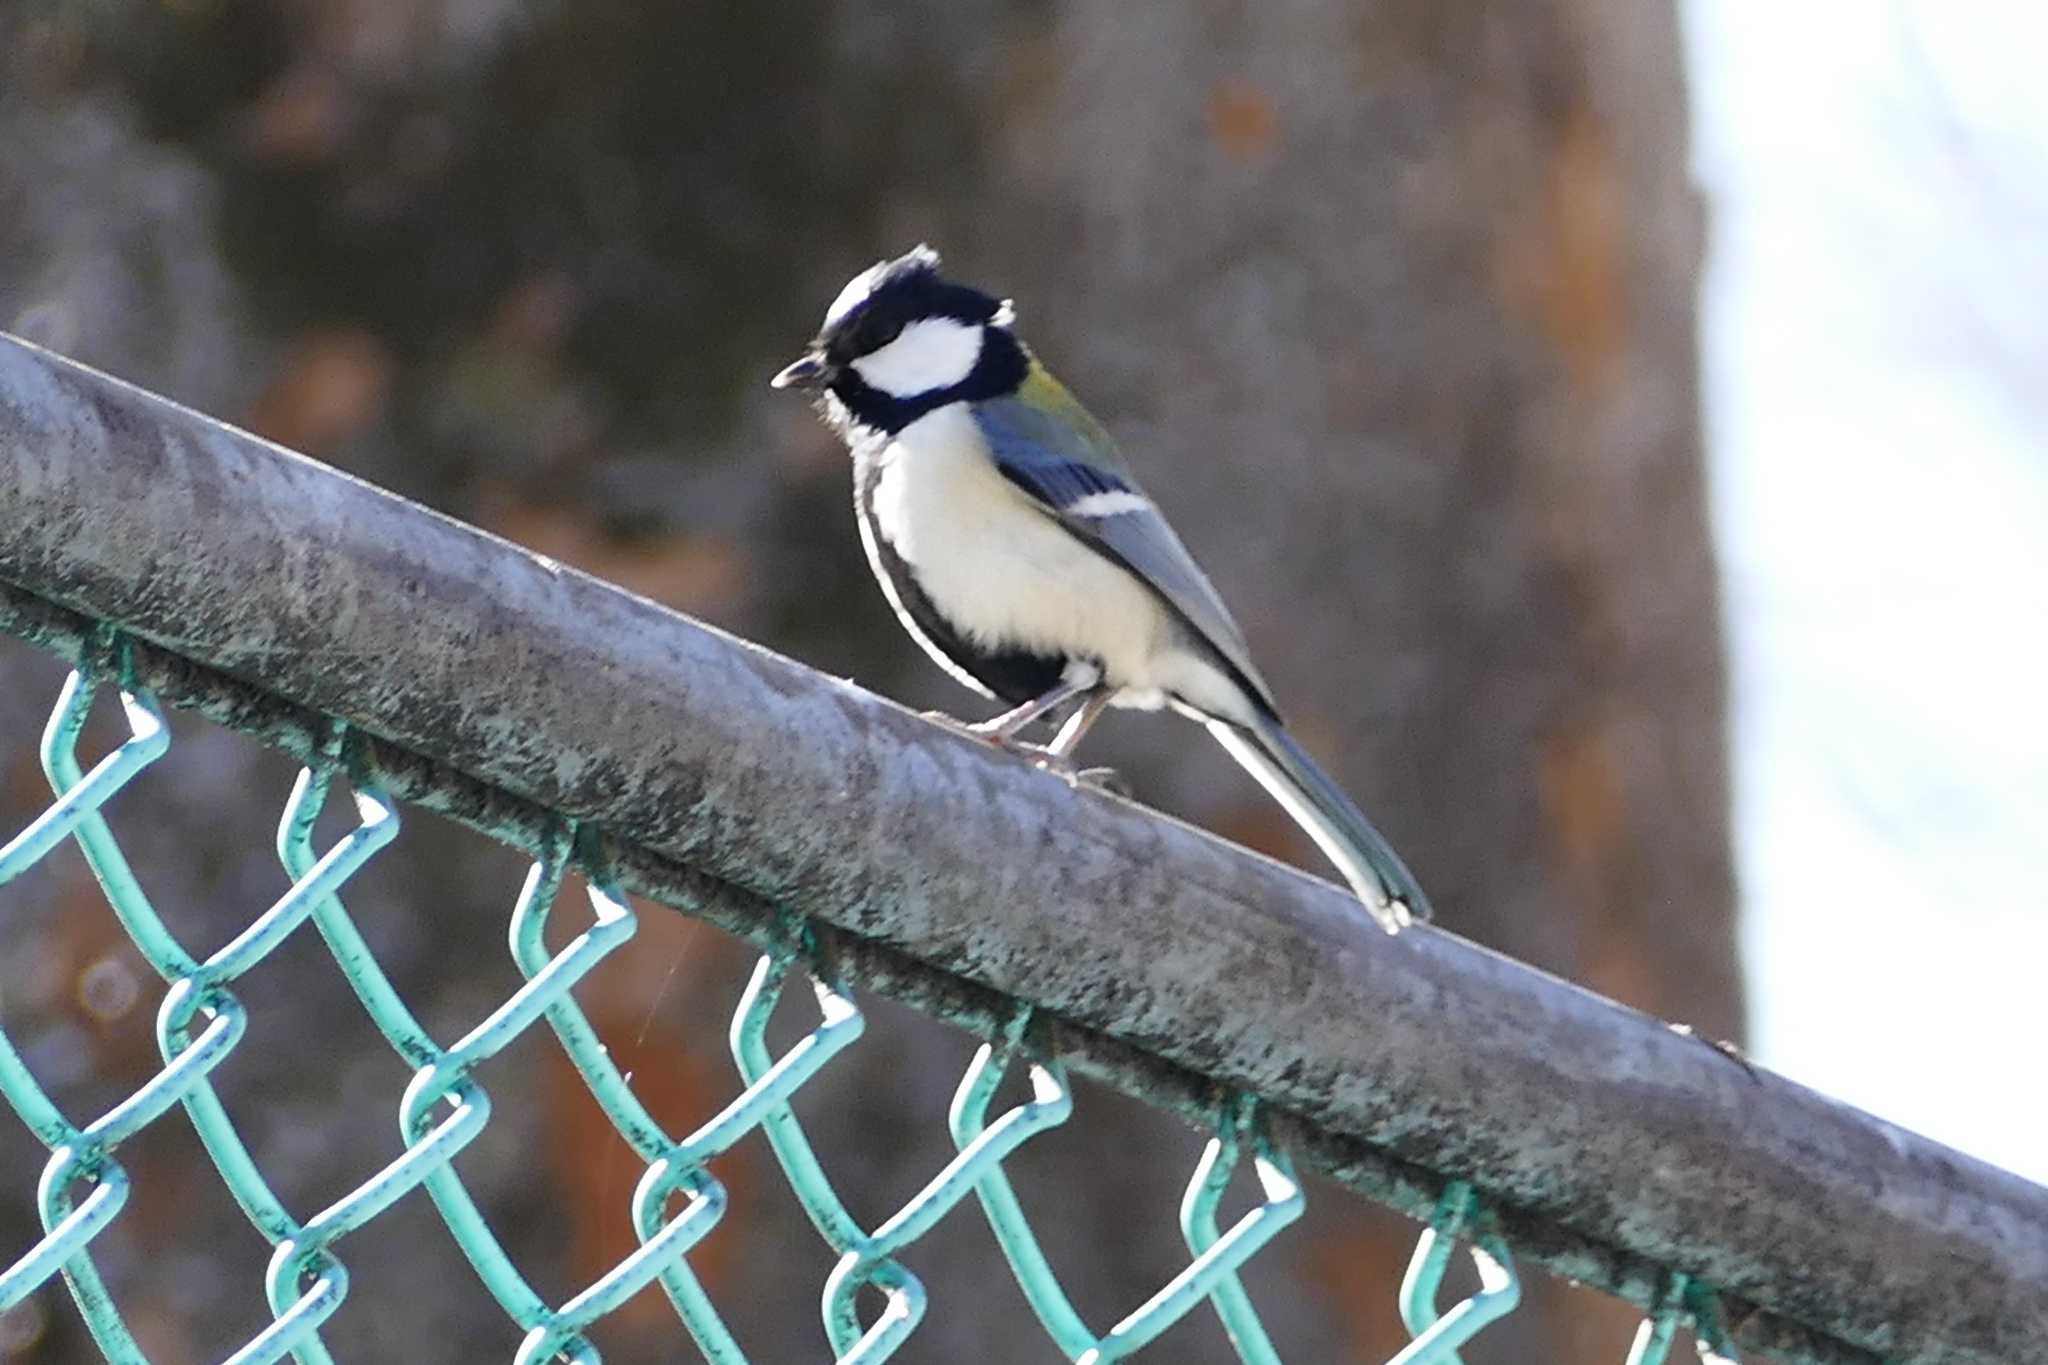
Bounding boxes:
971 393 1278 714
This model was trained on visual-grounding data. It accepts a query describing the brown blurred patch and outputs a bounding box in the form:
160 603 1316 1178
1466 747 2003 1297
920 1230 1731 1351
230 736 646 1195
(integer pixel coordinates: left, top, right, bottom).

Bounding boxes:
245 328 393 456
1537 1282 1648 1362
545 903 753 1332
1303 1220 1411 1356
1538 717 1623 895
486 501 749 618
118 1139 213 1365
243 67 345 164
1494 106 1625 395
1213 713 1352 876
2 748 56 827
1206 79 1280 162
544 1044 746 1332
47 867 161 1077
490 273 581 355
11 19 89 98
1214 800 1313 880
1540 715 1665 1011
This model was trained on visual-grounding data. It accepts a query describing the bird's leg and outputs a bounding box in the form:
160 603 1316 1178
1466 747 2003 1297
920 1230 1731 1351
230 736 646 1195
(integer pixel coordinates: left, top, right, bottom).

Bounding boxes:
1030 689 1127 795
924 671 1098 750
963 675 1094 744
1047 690 1112 758
932 672 1127 792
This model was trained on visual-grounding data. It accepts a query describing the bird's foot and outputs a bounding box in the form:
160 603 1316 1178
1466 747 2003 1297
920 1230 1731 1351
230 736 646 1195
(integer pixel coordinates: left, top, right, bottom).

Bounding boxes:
1021 747 1131 796
921 709 1049 758
919 708 981 737
1068 764 1131 797
919 710 1127 794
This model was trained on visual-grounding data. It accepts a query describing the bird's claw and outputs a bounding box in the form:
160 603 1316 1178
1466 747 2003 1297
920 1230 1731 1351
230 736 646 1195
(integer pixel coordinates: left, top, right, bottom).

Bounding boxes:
1003 743 1128 794
1040 761 1129 796
1365 896 1415 936
918 710 1126 793
921 709 1038 747
921 710 1032 752
1008 743 1132 796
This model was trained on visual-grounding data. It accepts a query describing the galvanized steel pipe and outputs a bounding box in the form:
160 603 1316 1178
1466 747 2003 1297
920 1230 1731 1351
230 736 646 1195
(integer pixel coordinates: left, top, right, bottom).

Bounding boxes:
2 333 2042 1364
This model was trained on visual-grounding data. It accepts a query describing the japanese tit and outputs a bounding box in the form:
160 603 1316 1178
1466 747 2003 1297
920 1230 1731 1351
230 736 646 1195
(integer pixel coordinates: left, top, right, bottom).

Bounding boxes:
773 246 1430 932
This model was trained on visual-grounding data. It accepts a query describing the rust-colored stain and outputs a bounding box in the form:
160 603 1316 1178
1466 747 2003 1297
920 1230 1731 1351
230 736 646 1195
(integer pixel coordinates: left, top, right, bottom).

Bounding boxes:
1212 712 1356 876
544 1040 743 1334
1304 1222 1411 1357
1206 78 1280 162
1214 799 1313 877
1538 719 1623 886
46 868 160 1078
1545 110 1626 392
544 905 750 1334
1539 717 1665 1012
244 328 393 456
486 502 750 618
3 746 55 819
1537 1280 1655 1362
1496 107 1626 395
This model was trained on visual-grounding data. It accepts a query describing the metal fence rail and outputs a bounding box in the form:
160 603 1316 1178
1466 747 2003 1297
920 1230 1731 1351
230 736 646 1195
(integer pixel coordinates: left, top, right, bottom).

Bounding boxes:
0 331 2042 1364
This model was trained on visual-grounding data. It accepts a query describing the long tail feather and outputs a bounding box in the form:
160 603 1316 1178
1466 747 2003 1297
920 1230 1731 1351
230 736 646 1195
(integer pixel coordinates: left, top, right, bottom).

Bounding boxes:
1207 716 1432 933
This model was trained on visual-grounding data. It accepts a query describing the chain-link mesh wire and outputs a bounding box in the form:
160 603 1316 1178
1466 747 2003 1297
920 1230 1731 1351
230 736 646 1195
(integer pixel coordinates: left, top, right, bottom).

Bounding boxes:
0 609 1755 1365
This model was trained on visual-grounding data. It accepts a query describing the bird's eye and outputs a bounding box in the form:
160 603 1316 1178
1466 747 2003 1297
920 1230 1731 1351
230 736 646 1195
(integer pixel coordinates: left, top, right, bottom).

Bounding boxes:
860 316 905 355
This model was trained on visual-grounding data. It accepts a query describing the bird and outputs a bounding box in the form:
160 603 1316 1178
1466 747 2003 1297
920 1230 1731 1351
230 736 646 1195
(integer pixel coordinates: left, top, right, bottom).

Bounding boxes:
772 245 1430 932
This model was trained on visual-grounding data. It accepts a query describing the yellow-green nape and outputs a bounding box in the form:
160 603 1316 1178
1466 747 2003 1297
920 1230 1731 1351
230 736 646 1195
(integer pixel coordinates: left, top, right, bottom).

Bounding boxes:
1019 359 1115 442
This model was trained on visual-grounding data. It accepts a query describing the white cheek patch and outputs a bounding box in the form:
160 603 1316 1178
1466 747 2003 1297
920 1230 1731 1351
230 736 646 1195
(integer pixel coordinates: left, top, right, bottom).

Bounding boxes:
850 317 985 397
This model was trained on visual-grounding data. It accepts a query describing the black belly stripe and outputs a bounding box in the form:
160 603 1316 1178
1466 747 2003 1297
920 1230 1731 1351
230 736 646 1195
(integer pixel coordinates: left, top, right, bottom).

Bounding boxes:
853 452 1067 706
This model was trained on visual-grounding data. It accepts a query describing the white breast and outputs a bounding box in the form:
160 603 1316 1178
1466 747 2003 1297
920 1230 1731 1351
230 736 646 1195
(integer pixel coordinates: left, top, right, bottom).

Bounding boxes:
870 404 1245 716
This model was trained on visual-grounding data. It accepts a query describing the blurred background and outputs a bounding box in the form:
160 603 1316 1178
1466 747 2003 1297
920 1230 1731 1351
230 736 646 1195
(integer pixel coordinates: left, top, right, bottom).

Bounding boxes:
0 2 2038 1362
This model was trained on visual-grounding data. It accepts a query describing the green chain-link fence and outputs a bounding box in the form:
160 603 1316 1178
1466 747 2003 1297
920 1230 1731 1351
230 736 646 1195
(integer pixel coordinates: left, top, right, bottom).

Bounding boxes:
0 627 1714 1364
0 332 2041 1364
0 628 1605 1363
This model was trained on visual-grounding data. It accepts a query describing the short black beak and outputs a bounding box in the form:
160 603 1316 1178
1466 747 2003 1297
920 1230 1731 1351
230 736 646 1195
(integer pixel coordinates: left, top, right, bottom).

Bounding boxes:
770 352 833 390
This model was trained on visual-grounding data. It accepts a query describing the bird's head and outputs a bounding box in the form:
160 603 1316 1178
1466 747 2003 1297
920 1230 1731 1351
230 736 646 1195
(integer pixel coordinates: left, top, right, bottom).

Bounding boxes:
772 245 1026 432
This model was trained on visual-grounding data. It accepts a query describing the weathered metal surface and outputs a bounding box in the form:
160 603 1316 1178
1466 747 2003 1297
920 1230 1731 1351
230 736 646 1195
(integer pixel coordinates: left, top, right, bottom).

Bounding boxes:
0 332 2041 1363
